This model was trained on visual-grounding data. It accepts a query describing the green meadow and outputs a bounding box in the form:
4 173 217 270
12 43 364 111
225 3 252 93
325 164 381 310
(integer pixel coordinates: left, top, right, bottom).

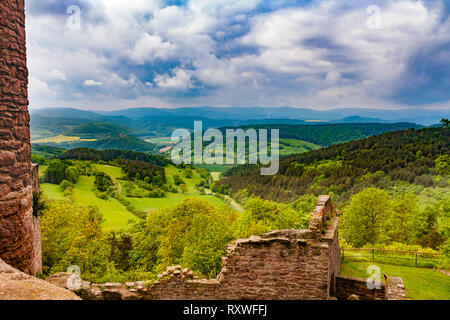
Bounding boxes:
339 261 450 300
40 163 226 230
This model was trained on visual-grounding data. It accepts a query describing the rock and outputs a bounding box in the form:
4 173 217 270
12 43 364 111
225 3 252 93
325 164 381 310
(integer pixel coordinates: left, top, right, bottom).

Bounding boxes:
0 259 80 300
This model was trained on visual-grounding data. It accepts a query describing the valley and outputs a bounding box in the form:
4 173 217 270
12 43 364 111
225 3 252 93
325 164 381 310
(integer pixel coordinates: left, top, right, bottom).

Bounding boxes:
39 162 226 230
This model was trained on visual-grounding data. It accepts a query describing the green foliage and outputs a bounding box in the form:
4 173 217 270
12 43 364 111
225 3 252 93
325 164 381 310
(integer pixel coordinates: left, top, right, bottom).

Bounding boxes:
437 197 450 257
41 201 110 281
117 159 166 186
388 192 419 244
341 188 393 247
31 144 67 158
68 122 133 139
436 155 450 175
44 160 68 184
44 135 158 154
94 172 114 192
219 127 449 202
31 155 47 165
63 147 168 166
32 191 48 218
341 188 448 253
59 179 73 192
233 197 311 238
173 175 184 186
64 166 79 184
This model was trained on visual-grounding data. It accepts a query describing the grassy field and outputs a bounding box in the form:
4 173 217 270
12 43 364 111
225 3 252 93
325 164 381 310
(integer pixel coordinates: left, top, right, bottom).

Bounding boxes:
41 176 138 230
40 163 227 230
145 137 176 145
72 176 138 230
279 138 320 155
33 135 97 143
339 260 450 300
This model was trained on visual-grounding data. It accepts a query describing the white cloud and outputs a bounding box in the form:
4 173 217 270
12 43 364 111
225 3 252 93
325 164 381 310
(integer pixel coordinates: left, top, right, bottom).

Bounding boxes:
25 0 450 109
154 68 194 90
83 79 103 86
130 33 176 64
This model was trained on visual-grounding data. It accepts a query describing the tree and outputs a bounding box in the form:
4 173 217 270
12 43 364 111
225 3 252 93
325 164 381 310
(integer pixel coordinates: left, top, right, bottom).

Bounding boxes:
65 166 79 184
44 160 67 184
40 201 110 281
94 172 114 192
413 203 445 250
233 197 311 239
341 188 392 247
441 118 449 129
144 198 237 277
388 192 418 244
436 155 450 175
437 197 450 256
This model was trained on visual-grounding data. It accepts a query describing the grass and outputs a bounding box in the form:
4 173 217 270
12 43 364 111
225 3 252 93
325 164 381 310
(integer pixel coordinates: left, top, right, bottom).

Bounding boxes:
145 137 177 145
33 135 98 143
72 176 138 230
339 260 450 300
279 138 320 155
41 183 67 201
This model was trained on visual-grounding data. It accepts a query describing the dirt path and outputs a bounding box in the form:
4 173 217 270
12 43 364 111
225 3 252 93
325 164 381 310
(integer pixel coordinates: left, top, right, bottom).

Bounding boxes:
112 177 122 195
204 188 244 212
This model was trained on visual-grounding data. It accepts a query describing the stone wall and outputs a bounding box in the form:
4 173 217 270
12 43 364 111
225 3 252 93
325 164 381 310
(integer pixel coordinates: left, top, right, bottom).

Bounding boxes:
335 274 407 300
384 274 407 300
335 276 386 300
49 196 344 300
0 0 40 275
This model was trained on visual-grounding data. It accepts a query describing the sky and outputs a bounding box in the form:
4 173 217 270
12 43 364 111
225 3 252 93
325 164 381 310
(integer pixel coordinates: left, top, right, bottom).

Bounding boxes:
25 0 450 111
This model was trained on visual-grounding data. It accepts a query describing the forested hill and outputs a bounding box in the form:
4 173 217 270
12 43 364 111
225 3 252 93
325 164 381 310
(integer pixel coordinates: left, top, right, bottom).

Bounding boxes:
228 122 422 146
40 135 158 154
216 127 449 203
62 148 169 166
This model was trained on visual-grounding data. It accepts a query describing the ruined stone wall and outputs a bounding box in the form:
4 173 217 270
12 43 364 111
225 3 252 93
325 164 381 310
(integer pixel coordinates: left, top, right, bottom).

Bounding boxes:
49 196 343 300
0 0 41 275
335 276 386 300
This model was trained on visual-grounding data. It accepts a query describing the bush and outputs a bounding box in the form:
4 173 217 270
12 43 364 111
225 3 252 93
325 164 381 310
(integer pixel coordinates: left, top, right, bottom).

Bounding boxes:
65 166 79 184
173 175 184 186
59 180 73 192
94 172 114 192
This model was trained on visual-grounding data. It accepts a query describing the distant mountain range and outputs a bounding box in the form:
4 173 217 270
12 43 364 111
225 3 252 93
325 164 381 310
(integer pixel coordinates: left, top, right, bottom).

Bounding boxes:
29 106 445 154
32 106 449 126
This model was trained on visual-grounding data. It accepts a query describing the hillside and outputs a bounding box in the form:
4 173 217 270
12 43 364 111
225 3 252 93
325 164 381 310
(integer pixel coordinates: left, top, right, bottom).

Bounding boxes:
216 127 449 202
223 123 422 146
37 135 158 154
67 122 135 139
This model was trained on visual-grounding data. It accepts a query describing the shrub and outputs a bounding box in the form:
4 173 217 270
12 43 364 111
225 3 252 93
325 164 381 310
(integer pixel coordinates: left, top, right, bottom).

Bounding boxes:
59 180 73 192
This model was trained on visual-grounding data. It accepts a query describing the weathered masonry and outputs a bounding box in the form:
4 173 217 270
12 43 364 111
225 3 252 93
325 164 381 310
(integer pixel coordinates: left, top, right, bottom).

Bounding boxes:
0 0 41 275
47 196 405 300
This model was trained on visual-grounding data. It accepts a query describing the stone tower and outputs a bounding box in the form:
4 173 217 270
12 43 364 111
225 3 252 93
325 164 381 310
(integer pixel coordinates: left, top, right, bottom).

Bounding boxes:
0 0 41 275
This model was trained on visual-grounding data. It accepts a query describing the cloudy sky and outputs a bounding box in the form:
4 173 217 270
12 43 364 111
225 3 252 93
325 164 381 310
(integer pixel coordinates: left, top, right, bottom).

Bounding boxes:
26 0 450 110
